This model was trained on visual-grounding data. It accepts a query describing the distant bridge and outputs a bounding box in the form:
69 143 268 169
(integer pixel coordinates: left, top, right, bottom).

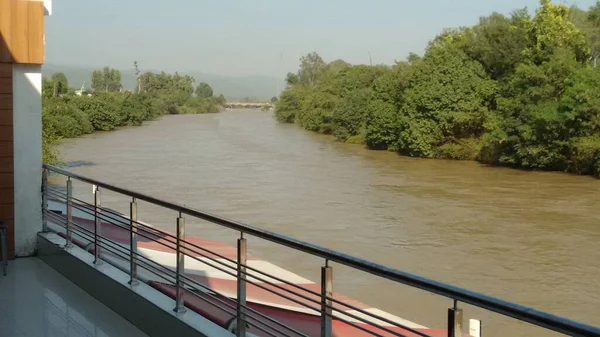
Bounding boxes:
225 102 272 109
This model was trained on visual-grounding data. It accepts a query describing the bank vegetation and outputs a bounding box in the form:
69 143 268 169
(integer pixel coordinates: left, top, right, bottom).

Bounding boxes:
275 0 600 177
42 65 226 163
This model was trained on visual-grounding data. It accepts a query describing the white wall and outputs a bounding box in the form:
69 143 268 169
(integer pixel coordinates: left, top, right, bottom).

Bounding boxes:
13 64 42 256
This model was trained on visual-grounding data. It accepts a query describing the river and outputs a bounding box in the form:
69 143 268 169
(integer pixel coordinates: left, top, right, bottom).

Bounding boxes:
56 109 600 337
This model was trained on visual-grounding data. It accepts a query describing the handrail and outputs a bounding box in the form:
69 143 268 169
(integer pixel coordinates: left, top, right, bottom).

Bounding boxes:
43 164 600 337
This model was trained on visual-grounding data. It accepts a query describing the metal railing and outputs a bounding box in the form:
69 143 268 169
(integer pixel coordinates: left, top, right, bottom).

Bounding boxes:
41 164 600 337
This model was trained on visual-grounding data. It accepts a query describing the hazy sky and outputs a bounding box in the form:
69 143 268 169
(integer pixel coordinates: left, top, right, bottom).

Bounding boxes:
46 0 597 78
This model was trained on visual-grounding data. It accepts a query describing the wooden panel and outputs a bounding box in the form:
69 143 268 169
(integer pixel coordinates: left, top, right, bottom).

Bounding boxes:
10 0 28 64
0 78 11 94
0 141 13 157
0 173 13 189
0 126 12 142
0 158 12 173
0 94 12 110
0 203 14 219
0 187 13 202
26 1 44 64
0 64 11 78
0 0 13 63
0 110 11 126
0 0 45 64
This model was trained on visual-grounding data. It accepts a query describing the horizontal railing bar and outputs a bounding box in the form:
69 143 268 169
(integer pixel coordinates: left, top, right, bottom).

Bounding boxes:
44 164 600 337
239 259 429 336
46 211 179 285
66 203 178 251
47 188 178 242
178 276 292 337
185 245 413 336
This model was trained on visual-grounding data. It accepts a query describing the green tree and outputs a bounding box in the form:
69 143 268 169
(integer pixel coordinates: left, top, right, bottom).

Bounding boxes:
332 89 372 142
275 86 306 123
216 94 227 105
285 72 299 86
270 96 278 103
480 49 584 169
399 43 497 158
524 0 590 64
461 11 529 79
195 82 214 99
50 73 69 97
298 52 327 86
364 100 400 150
91 67 122 92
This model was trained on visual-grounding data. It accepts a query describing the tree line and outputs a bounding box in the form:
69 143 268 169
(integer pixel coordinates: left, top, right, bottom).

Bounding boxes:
275 0 600 177
42 64 226 164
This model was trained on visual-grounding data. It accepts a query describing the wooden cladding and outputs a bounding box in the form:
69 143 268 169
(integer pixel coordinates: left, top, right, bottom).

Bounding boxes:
0 0 45 64
0 61 13 259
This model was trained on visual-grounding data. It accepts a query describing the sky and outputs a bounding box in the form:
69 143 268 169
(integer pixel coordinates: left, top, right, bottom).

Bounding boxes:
45 0 598 78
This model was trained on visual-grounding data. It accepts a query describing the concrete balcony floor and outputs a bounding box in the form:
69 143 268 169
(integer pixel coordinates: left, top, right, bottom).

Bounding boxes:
0 257 148 337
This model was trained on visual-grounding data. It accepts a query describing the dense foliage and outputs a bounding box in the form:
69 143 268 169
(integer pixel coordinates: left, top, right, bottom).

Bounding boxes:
42 66 226 164
275 0 600 177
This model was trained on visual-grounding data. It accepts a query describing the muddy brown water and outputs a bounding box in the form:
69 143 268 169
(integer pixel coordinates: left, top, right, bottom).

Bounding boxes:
54 109 600 337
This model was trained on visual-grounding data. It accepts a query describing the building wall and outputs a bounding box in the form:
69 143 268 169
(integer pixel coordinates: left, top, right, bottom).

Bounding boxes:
13 64 41 256
0 63 14 258
0 0 46 259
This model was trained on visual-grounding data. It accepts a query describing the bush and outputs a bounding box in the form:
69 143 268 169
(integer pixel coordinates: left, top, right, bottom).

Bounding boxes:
42 99 92 138
274 87 306 123
569 136 600 175
332 89 372 142
88 109 118 131
436 138 482 160
364 100 400 150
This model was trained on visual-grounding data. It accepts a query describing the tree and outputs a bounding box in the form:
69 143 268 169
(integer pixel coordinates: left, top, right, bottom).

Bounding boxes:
406 53 422 64
50 72 69 97
298 52 327 86
134 61 141 92
195 82 214 98
274 86 306 123
571 2 600 67
524 0 590 64
332 89 372 142
327 59 351 74
270 96 279 103
480 48 585 169
461 11 529 79
91 67 122 92
285 72 299 86
365 100 400 150
399 43 497 158
216 94 226 105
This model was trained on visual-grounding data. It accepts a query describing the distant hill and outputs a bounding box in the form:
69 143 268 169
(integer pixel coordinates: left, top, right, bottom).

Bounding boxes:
42 64 285 101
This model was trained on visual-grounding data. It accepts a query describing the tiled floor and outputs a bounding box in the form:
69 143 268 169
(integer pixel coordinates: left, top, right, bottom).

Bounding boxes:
0 257 148 337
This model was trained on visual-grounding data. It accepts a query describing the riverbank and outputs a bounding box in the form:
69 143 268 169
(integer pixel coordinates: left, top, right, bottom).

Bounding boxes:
276 2 600 178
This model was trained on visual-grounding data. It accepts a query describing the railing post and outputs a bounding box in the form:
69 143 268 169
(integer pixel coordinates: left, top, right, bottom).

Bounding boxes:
448 301 463 337
94 187 102 264
129 198 138 285
41 169 48 232
65 178 73 248
174 214 186 313
321 263 333 337
236 236 247 337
